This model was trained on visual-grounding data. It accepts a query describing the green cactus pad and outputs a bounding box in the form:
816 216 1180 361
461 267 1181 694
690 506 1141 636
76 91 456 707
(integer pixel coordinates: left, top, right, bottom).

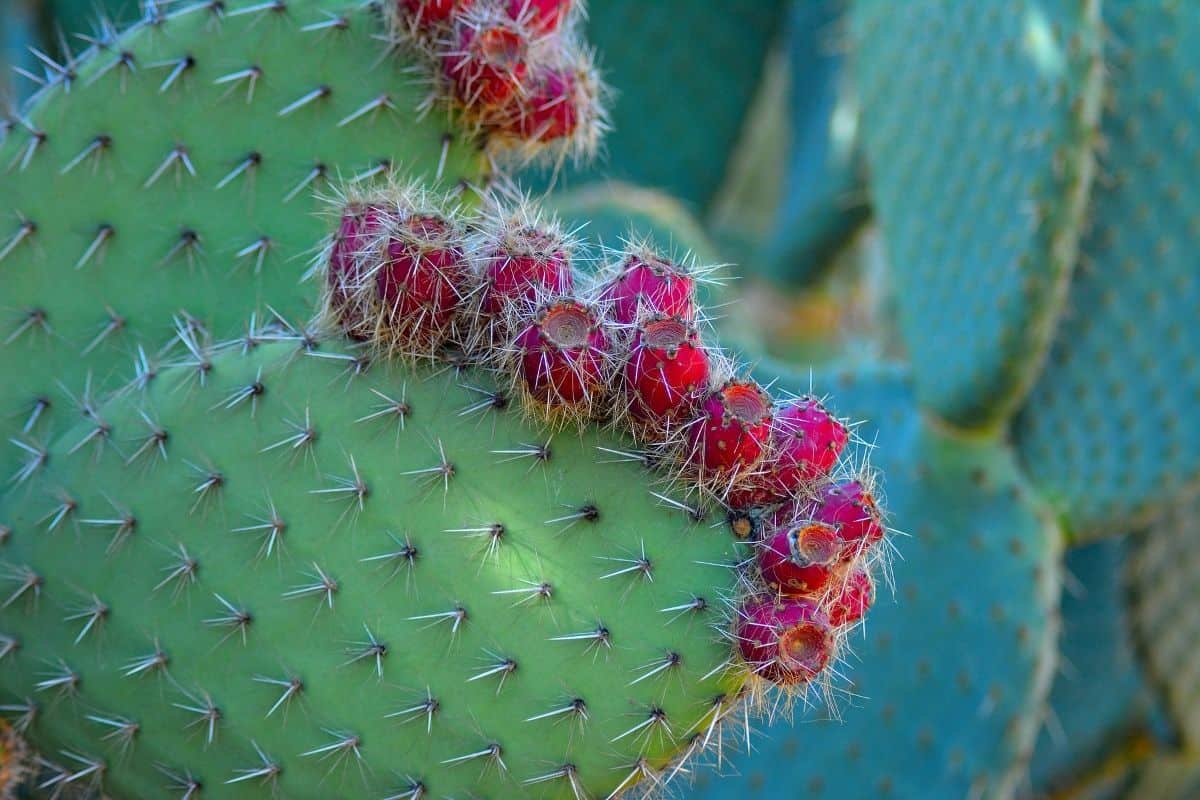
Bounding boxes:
0 338 748 798
1128 493 1200 750
1014 3 1200 536
690 360 1062 800
1030 538 1167 796
764 0 868 286
0 0 486 491
532 0 786 212
850 0 1102 428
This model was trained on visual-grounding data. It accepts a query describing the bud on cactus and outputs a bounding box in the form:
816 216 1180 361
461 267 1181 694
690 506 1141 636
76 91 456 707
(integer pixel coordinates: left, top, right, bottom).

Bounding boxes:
506 0 572 34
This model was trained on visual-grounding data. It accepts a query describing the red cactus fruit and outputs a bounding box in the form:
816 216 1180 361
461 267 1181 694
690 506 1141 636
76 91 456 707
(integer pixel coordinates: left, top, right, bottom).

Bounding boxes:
725 396 849 508
736 597 833 685
686 380 773 475
772 396 849 485
375 214 469 349
811 479 886 559
401 0 474 29
514 300 610 406
328 203 388 338
624 316 710 424
757 523 841 597
507 66 580 142
443 21 530 109
826 568 874 627
505 0 571 34
479 225 573 316
601 253 696 325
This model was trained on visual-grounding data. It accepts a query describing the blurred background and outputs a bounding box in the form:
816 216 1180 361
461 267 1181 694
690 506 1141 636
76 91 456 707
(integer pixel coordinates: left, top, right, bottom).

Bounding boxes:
3 1 1198 798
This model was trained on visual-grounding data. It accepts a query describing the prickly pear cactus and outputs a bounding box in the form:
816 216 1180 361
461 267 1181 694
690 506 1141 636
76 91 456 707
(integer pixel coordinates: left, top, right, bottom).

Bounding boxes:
689 361 1062 800
0 338 752 797
1014 2 1200 537
850 0 1103 429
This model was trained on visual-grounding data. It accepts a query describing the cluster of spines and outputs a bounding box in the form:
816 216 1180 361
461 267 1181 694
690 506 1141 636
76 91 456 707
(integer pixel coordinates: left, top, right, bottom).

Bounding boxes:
315 180 891 698
384 0 606 165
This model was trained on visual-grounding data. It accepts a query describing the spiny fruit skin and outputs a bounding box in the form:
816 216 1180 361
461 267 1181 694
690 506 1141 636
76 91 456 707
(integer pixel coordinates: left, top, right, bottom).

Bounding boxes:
507 0 572 34
514 298 611 406
810 479 886 559
737 597 834 685
602 253 698 324
827 567 874 627
443 19 532 108
727 396 848 509
478 224 575 316
757 523 841 597
507 65 582 141
376 213 469 349
624 315 711 424
402 0 475 28
687 380 774 476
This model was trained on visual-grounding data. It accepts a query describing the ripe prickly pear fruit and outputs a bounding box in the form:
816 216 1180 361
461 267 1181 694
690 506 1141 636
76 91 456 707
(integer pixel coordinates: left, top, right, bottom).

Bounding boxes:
510 298 612 410
506 0 573 34
757 523 842 597
736 597 835 686
826 567 875 627
442 15 532 109
474 211 576 318
402 0 475 30
601 250 698 325
684 379 774 482
811 479 886 559
623 315 711 427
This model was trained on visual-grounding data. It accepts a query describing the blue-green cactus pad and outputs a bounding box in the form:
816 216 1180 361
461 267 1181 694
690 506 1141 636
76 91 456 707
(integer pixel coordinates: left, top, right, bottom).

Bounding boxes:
765 0 868 286
688 359 1063 800
534 0 786 212
850 0 1102 427
1015 2 1200 536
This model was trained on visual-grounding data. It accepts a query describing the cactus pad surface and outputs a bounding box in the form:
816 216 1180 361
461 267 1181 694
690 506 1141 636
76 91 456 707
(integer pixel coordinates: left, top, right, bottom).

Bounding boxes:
1015 2 1200 536
0 338 749 798
851 0 1102 428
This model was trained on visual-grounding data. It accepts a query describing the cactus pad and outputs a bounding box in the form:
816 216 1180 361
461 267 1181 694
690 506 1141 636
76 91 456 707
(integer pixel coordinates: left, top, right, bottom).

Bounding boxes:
765 0 868 286
850 0 1102 428
1128 492 1200 750
1015 2 1200 536
541 0 787 211
0 338 750 798
0 0 487 490
690 360 1062 799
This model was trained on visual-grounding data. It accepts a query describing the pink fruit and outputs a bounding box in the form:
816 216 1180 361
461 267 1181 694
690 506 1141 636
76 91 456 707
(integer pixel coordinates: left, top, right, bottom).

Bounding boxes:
505 0 571 33
757 523 841 597
811 480 886 559
514 300 610 406
726 397 849 508
601 253 696 325
507 66 579 142
328 203 388 338
736 597 833 685
375 214 468 349
401 0 474 28
624 316 710 424
480 226 573 316
826 568 874 627
443 22 530 109
686 380 773 475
